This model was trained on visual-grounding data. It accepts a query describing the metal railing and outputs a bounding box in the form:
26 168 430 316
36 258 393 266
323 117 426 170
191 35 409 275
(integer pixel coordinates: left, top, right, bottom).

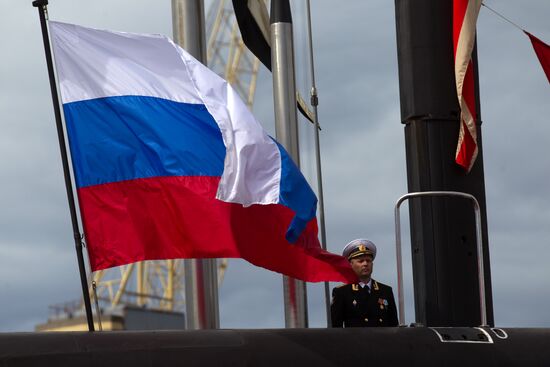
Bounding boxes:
394 191 487 327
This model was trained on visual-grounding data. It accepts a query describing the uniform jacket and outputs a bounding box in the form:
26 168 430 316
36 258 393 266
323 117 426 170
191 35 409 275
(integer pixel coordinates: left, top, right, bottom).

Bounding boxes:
330 279 398 327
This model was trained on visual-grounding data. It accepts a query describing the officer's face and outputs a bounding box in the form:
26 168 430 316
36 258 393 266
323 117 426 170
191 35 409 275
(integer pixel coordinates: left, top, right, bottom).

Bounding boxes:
350 254 373 279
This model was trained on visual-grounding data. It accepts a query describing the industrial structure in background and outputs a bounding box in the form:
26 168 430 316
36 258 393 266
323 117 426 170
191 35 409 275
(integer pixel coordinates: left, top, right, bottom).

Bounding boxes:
36 0 261 332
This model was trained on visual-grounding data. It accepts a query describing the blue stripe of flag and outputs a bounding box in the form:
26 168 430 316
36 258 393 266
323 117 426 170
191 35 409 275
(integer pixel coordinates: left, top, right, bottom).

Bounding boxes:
63 95 226 188
276 141 318 242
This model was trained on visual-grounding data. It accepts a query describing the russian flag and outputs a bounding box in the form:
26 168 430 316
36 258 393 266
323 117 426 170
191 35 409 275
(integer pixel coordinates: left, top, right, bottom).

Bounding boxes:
49 21 354 283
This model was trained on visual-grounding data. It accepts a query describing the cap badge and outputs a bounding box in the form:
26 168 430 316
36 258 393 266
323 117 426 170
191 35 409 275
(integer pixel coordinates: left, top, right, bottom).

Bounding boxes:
358 245 366 252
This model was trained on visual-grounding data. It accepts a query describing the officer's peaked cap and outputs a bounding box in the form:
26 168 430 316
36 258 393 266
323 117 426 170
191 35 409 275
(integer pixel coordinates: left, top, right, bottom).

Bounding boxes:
342 239 377 261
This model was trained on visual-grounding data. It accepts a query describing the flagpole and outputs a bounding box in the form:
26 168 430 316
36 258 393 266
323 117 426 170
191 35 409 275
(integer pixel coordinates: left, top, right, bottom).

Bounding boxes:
304 0 331 327
172 0 220 330
32 0 95 332
271 0 308 328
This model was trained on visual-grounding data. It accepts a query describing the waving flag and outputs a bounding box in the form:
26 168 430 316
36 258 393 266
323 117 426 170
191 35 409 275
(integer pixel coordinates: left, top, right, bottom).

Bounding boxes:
453 0 482 172
232 0 271 70
232 0 315 123
49 21 354 282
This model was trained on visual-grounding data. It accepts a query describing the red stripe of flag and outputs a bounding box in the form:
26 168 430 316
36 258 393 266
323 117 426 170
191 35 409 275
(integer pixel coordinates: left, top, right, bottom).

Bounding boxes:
78 176 356 283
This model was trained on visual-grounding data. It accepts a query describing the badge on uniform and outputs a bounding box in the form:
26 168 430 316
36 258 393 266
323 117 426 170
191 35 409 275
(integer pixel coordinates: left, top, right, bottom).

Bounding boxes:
352 299 357 306
378 298 388 309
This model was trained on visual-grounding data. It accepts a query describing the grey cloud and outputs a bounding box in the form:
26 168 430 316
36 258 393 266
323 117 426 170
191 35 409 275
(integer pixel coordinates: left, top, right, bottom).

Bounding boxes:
0 0 549 332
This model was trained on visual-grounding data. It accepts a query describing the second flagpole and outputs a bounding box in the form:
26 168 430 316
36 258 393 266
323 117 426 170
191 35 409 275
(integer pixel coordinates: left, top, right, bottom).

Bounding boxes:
271 0 308 328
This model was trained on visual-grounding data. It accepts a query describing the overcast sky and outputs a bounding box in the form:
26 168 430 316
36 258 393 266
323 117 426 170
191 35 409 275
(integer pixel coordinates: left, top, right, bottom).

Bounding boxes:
0 0 548 332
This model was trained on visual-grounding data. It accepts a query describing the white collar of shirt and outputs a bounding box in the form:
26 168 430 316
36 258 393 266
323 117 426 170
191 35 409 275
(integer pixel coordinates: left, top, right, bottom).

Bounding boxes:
359 280 372 290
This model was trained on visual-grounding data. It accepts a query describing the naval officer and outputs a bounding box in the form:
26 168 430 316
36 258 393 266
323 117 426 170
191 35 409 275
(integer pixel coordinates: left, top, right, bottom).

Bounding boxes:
330 239 398 327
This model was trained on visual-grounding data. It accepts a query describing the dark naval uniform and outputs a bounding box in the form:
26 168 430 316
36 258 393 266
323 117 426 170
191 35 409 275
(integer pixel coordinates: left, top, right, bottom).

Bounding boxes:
331 280 398 327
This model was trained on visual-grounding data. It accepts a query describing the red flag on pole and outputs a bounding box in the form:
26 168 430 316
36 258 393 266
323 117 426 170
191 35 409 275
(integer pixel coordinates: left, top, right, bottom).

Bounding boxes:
453 0 482 172
525 31 550 84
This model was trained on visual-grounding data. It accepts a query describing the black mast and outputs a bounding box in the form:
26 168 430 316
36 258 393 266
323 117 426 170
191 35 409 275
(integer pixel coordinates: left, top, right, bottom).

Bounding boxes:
32 0 95 331
394 0 494 326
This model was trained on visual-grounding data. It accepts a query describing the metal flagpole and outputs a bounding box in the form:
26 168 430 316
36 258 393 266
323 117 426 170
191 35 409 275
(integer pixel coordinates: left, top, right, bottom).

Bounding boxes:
172 0 220 330
271 0 308 328
32 0 95 331
304 0 331 327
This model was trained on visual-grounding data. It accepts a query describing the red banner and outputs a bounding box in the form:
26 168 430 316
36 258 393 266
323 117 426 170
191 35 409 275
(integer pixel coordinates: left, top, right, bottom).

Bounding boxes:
525 31 550 84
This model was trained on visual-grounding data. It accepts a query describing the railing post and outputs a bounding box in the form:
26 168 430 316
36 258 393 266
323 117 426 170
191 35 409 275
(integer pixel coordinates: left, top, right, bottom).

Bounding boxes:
394 191 487 327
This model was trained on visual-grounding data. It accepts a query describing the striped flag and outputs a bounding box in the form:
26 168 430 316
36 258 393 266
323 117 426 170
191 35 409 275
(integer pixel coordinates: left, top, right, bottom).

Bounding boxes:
453 0 482 172
49 21 355 282
232 0 315 123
